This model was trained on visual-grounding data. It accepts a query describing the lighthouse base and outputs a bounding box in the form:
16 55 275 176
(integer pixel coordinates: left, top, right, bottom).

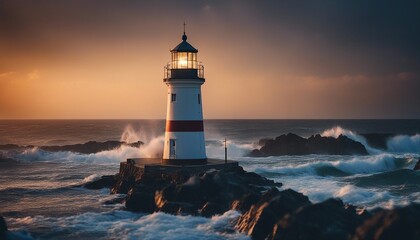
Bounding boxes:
162 158 207 165
124 158 238 175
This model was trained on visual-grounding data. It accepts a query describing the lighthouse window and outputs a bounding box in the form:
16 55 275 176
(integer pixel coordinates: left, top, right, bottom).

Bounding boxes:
198 94 201 104
171 93 177 102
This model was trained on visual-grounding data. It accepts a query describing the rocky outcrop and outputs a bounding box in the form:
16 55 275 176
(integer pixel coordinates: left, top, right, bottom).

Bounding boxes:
111 162 144 194
0 215 7 240
123 166 281 216
249 133 368 157
235 188 311 240
414 159 420 171
352 204 420 240
91 160 419 240
0 141 143 154
270 199 369 240
83 175 117 189
0 144 28 150
40 140 143 154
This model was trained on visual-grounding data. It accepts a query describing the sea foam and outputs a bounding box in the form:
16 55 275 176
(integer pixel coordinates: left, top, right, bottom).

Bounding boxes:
387 134 420 153
7 210 248 240
251 154 407 176
321 126 382 154
321 126 420 154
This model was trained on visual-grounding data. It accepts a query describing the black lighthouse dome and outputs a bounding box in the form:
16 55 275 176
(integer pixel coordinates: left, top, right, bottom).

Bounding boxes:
171 33 198 53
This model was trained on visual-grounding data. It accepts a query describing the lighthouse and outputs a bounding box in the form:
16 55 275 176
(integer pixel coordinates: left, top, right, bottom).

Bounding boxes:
123 27 238 173
162 30 207 165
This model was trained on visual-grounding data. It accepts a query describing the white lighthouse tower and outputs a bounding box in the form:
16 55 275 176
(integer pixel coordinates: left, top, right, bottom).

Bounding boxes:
162 30 207 165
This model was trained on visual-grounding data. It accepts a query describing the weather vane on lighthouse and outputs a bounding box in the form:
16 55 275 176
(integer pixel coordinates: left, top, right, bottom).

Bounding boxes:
162 23 207 165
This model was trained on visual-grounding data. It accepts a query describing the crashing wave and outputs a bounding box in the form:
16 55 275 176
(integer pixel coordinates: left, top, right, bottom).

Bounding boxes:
387 134 420 153
321 126 420 154
252 154 409 176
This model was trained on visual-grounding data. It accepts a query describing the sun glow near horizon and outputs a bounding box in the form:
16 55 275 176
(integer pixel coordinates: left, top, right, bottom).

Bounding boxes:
1 1 419 119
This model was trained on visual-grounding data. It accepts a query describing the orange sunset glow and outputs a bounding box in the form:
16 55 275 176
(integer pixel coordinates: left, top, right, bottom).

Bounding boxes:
1 1 419 119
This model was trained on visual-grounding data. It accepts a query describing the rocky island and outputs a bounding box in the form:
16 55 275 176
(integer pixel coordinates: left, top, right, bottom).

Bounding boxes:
0 141 143 154
79 160 420 240
249 133 368 157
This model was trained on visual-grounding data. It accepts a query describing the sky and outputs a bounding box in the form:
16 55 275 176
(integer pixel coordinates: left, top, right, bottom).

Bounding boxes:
1 0 419 119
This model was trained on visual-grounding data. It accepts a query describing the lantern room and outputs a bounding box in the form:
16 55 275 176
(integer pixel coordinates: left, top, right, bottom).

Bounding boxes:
164 32 204 80
171 33 198 69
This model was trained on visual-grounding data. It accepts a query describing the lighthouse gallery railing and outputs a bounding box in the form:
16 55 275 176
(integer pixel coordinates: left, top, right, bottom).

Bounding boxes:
164 62 204 80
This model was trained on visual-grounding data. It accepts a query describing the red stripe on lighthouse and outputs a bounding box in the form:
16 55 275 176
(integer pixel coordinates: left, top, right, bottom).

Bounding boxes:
166 120 204 132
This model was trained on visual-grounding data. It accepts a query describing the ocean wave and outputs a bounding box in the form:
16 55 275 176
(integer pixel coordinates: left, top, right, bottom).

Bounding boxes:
252 154 410 177
1 136 165 164
9 146 139 164
82 174 101 184
349 168 420 187
321 126 420 154
387 134 420 153
206 139 254 159
6 210 248 240
321 126 382 154
333 185 393 206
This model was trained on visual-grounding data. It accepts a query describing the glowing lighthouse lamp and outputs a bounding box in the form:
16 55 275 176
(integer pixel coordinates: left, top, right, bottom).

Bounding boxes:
162 28 206 165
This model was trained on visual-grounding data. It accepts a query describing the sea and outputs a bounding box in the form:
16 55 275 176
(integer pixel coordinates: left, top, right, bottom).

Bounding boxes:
0 119 419 240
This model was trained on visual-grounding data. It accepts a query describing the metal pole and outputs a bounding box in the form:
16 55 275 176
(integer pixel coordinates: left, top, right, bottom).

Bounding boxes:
224 138 227 164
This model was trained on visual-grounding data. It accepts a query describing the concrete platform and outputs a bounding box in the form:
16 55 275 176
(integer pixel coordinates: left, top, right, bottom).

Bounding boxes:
126 158 239 175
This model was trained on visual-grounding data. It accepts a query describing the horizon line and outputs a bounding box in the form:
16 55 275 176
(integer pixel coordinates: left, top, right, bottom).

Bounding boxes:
1 118 419 121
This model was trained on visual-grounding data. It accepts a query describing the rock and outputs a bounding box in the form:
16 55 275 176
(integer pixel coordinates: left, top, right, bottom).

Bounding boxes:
270 198 368 240
231 192 260 213
249 133 368 157
235 188 311 240
414 159 420 171
125 185 156 213
83 175 116 189
258 138 272 147
1 141 143 154
103 196 126 205
40 140 143 154
200 201 226 217
118 165 282 216
0 215 7 240
352 204 420 240
111 162 143 194
0 144 24 150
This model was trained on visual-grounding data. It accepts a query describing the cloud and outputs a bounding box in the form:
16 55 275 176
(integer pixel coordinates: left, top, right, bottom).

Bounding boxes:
290 72 420 118
27 69 40 80
0 71 16 78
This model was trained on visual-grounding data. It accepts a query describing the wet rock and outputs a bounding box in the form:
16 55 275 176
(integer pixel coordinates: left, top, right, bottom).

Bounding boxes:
235 188 311 240
249 133 368 157
200 201 226 217
352 204 420 240
160 202 197 216
270 198 368 240
111 162 143 194
231 192 260 213
40 140 143 154
125 185 156 213
0 215 7 240
0 144 24 150
83 175 116 189
102 196 126 205
414 159 420 171
120 165 278 218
